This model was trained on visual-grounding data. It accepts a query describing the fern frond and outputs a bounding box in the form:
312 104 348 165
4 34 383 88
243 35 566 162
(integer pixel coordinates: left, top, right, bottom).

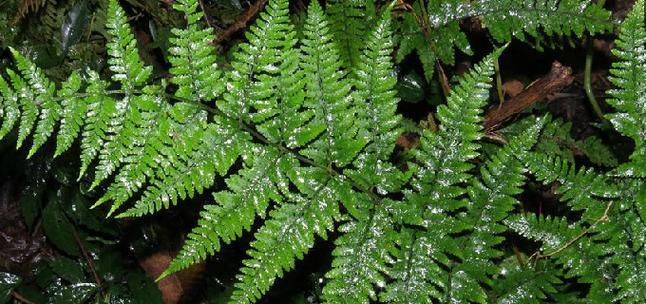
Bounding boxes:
117 119 242 217
218 0 292 121
78 71 114 178
169 0 224 100
524 152 618 222
322 201 395 303
89 0 156 186
402 49 503 223
380 49 503 304
492 262 562 303
54 71 84 157
105 0 152 89
473 0 611 48
164 0 295 284
300 0 363 167
506 212 615 302
450 116 546 293
397 0 471 82
379 229 443 303
508 153 634 302
506 214 580 252
163 146 284 278
8 48 58 155
320 11 405 303
346 11 403 194
606 0 646 177
608 179 646 302
326 0 374 71
0 74 19 140
539 116 617 167
90 91 163 188
231 167 341 304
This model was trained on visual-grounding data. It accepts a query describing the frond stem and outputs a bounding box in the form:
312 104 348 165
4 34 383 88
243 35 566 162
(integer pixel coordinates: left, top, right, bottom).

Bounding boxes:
531 200 613 263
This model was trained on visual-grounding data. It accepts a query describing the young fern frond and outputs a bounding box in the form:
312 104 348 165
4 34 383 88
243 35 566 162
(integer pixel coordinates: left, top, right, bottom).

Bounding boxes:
606 0 646 177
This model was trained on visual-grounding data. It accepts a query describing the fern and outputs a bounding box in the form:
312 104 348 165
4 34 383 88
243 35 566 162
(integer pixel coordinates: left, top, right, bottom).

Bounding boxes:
474 0 611 48
502 115 618 167
503 7 646 292
326 0 375 71
492 258 562 304
606 0 646 177
507 151 645 302
7 48 58 154
396 0 610 81
0 0 643 303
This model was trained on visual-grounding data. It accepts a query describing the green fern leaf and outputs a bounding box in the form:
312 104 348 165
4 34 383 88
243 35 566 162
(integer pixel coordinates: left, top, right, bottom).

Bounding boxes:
6 69 39 150
89 0 156 186
117 120 242 217
0 74 19 140
8 48 59 155
346 12 403 193
606 0 646 177
169 0 224 100
382 49 503 303
300 0 363 167
231 167 342 304
77 71 114 179
218 0 292 121
492 262 562 304
524 152 618 222
397 0 472 82
608 179 646 302
475 0 611 49
54 71 85 157
508 153 637 302
163 146 285 278
326 0 374 71
322 201 395 303
106 0 152 89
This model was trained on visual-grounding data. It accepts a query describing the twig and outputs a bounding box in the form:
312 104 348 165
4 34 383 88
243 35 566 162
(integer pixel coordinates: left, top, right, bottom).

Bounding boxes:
584 40 606 121
71 228 104 297
512 244 525 267
435 59 452 97
484 61 574 131
12 291 35 304
211 0 268 45
583 0 607 121
197 0 220 30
